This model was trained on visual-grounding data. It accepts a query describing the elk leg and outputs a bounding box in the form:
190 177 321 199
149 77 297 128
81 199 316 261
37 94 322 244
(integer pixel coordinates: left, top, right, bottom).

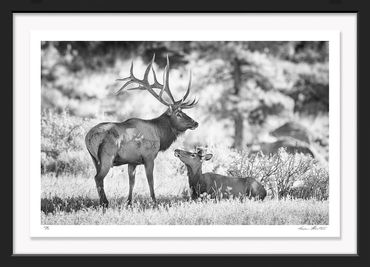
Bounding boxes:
246 188 252 200
144 160 156 203
94 157 112 208
191 190 198 200
127 164 137 205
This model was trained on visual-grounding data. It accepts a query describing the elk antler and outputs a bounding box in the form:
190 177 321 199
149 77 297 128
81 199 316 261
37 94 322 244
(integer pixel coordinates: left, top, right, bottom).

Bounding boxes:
116 54 197 110
175 69 198 109
116 54 172 106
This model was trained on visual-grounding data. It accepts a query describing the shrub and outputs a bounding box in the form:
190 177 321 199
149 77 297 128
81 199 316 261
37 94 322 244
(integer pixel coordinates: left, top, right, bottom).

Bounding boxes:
227 148 328 200
41 110 95 176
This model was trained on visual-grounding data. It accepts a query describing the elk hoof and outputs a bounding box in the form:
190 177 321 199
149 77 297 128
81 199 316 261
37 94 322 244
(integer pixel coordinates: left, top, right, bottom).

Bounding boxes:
151 199 158 208
100 200 109 208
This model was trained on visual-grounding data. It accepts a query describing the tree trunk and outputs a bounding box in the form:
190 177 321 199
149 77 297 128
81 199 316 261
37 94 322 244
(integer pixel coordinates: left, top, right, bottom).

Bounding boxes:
234 113 244 150
232 58 244 150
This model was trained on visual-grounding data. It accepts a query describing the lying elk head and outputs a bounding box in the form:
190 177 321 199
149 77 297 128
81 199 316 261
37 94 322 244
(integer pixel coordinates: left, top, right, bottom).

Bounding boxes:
174 148 213 171
116 54 199 132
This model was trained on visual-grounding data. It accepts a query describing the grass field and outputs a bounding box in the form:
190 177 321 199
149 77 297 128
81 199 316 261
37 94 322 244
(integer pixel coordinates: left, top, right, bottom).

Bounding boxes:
41 168 329 225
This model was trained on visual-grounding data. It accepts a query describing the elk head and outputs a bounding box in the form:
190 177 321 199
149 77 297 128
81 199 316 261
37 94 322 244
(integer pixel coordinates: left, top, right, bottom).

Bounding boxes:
116 54 198 132
174 148 213 170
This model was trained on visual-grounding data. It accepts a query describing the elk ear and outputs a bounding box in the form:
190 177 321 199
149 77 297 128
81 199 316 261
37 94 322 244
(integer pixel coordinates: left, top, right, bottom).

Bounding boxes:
166 106 173 115
203 154 213 161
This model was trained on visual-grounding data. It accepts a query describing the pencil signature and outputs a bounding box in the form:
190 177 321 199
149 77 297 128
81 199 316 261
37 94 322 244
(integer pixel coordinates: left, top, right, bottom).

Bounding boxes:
298 226 327 230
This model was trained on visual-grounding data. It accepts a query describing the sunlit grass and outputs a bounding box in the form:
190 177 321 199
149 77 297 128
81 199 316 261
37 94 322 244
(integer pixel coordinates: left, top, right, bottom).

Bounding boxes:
41 173 328 225
41 196 328 225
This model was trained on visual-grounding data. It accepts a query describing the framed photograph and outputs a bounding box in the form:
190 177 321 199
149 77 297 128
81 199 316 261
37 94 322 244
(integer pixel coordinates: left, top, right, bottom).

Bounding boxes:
11 5 361 260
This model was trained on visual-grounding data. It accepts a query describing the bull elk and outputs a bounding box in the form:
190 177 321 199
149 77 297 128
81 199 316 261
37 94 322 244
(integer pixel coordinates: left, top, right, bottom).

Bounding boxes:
85 55 198 207
174 148 267 200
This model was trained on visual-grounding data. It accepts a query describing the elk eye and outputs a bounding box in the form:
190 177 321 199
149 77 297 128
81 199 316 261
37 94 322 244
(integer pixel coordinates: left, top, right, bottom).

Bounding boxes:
191 154 196 158
176 113 182 117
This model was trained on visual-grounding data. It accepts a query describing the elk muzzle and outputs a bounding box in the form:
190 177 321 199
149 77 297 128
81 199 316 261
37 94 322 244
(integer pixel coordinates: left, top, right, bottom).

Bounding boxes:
174 149 188 159
190 121 199 130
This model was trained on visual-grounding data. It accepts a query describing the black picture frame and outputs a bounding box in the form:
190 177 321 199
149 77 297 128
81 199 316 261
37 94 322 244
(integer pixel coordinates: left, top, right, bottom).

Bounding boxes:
4 0 367 265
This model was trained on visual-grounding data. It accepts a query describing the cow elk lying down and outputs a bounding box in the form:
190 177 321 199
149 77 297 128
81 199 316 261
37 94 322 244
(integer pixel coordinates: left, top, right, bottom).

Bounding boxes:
174 149 267 200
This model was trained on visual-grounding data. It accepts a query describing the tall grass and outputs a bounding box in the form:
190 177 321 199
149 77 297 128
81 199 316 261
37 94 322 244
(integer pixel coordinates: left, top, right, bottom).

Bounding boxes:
41 197 328 225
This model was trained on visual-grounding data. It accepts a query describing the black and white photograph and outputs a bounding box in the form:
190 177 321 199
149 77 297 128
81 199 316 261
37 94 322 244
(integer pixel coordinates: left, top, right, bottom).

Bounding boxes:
40 40 331 226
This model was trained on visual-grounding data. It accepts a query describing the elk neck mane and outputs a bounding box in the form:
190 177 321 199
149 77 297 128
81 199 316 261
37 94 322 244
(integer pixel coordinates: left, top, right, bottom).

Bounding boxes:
149 112 184 151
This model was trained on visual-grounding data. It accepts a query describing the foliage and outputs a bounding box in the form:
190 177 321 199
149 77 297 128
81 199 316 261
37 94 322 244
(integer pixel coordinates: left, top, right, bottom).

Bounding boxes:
41 112 328 200
41 110 95 175
227 148 328 200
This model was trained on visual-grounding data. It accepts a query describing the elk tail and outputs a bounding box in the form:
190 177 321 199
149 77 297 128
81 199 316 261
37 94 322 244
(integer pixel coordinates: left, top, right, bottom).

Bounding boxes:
86 141 104 173
86 149 98 171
